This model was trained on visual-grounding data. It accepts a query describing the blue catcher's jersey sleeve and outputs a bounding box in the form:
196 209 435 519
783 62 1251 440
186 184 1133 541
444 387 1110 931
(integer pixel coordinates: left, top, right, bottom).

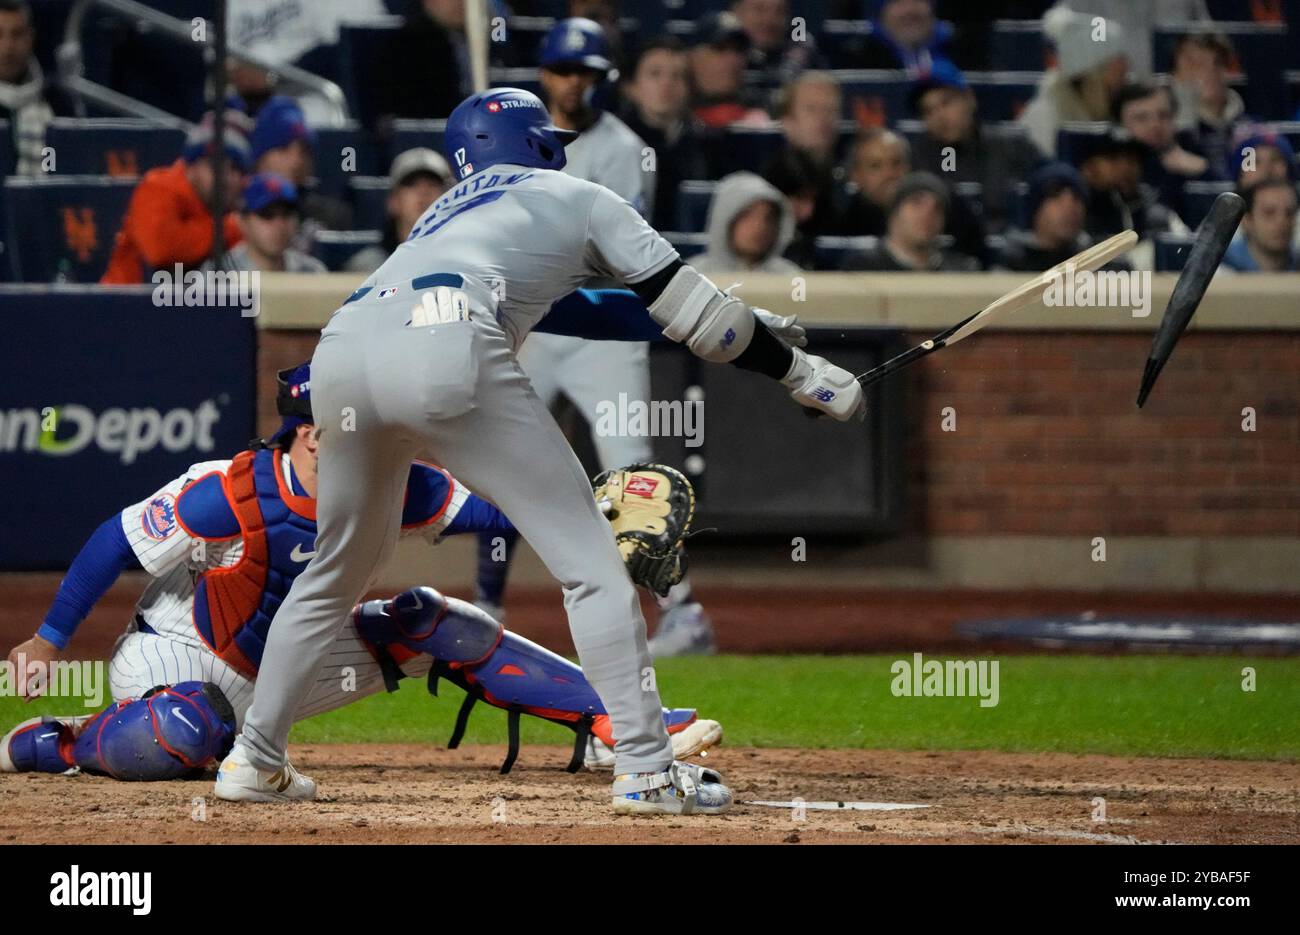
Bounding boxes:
400 462 515 539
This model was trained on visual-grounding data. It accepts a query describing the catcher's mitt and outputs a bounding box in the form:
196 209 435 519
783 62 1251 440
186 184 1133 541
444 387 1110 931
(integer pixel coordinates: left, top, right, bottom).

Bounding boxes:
593 462 695 597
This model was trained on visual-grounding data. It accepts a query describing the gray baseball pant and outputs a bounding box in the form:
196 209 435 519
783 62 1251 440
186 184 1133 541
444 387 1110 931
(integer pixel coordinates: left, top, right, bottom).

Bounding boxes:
236 282 674 776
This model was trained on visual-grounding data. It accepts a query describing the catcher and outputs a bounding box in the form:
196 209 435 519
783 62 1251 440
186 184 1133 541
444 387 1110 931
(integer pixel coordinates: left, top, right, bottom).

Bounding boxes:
1 364 717 785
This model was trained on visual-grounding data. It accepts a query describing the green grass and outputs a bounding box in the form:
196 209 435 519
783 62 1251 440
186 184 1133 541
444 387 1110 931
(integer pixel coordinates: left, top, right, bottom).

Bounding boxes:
4 655 1297 760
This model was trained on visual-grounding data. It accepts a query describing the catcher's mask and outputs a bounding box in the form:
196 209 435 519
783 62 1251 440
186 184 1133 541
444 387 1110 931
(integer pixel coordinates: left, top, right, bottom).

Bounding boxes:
252 362 313 450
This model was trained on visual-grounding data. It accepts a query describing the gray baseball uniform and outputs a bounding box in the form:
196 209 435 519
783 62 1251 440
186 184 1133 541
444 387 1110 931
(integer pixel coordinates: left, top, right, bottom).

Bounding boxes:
236 164 681 776
517 110 656 469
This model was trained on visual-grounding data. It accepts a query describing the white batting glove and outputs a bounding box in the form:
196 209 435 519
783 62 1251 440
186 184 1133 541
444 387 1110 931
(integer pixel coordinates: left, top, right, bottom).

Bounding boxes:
752 307 807 347
411 286 469 326
781 347 865 422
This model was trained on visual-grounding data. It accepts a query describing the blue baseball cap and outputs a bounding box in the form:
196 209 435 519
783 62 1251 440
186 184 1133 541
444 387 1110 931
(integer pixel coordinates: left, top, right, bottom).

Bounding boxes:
1231 129 1297 181
242 172 300 214
910 58 969 112
539 17 613 73
250 96 317 161
182 109 253 172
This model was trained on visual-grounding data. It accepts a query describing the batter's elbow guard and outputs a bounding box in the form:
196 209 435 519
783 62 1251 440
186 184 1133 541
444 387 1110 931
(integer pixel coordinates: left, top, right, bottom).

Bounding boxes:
647 265 755 363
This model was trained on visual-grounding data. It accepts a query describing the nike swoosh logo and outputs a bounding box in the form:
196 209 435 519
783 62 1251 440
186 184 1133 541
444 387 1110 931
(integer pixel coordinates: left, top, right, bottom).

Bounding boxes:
290 543 317 563
409 591 423 610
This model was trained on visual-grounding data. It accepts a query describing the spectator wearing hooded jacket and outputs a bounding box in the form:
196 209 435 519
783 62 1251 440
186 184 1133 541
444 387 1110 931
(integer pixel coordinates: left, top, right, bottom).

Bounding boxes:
852 0 958 74
1018 6 1128 158
693 171 801 274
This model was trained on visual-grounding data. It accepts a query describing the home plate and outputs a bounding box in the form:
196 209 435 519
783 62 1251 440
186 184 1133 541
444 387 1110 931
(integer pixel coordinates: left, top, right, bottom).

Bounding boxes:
743 801 931 811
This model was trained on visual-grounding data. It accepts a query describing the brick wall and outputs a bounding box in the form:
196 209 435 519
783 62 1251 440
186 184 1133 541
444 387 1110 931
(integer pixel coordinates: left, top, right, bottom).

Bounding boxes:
904 332 1300 536
260 329 1300 537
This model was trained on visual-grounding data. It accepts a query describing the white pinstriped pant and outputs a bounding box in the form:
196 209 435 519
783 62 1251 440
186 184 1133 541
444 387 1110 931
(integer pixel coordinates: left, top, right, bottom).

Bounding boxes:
108 621 432 729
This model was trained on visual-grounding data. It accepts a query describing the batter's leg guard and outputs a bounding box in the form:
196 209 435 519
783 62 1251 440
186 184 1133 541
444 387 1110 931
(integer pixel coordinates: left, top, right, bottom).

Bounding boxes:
69 681 237 781
355 586 705 774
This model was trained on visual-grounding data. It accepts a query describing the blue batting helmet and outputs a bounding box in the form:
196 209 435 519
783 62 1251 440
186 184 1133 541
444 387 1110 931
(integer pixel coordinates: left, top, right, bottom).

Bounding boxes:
444 87 578 180
539 17 613 73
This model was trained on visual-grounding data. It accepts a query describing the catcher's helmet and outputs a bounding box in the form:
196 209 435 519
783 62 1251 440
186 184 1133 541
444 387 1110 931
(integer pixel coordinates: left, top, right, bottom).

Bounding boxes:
444 87 578 181
539 17 614 74
267 362 312 446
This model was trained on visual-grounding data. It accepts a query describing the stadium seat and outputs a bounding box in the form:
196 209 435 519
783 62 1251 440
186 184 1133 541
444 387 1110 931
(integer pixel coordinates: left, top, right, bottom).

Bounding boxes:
1155 232 1196 272
713 125 786 175
80 6 207 123
349 177 390 231
313 229 382 271
338 18 406 129
991 20 1050 71
820 19 873 69
487 68 542 98
665 231 708 260
1182 180 1236 229
0 118 14 176
498 16 556 68
2 176 136 282
676 180 718 233
836 70 912 124
388 120 448 167
44 118 186 177
966 72 1041 122
1267 120 1300 154
312 123 379 198
813 235 876 270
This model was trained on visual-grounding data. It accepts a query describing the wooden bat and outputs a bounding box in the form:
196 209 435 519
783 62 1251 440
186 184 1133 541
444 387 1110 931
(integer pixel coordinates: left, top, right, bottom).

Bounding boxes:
851 229 1139 389
1136 192 1244 407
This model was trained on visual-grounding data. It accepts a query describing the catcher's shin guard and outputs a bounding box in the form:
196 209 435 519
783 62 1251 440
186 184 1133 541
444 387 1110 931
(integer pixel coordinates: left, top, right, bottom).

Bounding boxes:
0 714 92 773
74 682 237 780
354 586 703 774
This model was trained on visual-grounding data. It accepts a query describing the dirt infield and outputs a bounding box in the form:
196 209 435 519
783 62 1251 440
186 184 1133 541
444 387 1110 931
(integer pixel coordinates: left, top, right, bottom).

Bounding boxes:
2 745 1297 845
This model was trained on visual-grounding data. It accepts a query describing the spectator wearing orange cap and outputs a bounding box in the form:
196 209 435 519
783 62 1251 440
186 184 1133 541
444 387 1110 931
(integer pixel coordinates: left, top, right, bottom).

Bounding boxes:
100 110 250 284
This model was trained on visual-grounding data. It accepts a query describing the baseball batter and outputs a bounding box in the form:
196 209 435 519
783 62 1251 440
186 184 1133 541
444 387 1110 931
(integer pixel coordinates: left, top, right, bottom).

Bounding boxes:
1 364 719 781
217 87 863 816
477 17 714 658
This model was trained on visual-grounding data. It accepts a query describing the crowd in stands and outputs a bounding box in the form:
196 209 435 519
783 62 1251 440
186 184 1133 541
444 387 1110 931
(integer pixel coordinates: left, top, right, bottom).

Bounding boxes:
1 0 1299 281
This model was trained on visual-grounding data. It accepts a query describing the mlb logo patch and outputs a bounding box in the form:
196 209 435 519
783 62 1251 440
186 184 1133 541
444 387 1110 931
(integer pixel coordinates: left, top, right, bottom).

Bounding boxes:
378 287 398 299
625 475 659 497
142 493 177 540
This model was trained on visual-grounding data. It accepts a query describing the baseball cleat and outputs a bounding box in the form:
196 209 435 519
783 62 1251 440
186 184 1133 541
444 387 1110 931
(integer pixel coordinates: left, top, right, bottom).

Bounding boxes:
214 744 316 802
649 602 716 659
585 716 723 771
0 714 94 774
612 760 733 815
